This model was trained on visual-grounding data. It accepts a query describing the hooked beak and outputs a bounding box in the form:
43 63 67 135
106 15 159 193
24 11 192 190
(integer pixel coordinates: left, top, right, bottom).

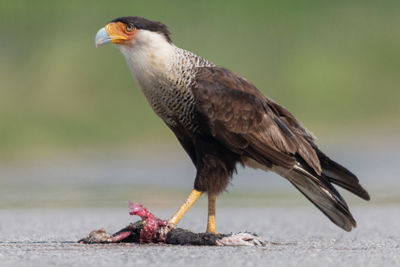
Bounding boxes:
95 22 132 48
95 27 111 47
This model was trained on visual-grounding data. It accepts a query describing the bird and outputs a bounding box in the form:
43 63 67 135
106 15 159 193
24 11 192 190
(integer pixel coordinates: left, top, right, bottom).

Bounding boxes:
95 16 370 234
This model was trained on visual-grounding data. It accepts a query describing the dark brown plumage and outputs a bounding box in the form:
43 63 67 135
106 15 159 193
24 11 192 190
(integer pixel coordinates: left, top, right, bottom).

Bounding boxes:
95 16 370 232
189 66 370 230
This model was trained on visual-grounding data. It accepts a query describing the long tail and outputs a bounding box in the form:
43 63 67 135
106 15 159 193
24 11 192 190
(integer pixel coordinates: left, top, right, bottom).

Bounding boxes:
316 148 370 201
283 154 370 231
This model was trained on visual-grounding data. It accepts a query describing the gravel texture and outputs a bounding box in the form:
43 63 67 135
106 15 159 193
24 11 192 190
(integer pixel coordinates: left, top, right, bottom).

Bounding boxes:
0 205 398 267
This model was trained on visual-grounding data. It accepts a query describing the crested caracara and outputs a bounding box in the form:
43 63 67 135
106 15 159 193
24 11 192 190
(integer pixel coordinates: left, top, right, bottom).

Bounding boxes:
95 16 370 234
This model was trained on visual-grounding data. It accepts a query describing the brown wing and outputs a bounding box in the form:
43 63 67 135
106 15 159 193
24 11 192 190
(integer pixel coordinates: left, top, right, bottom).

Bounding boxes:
192 66 321 174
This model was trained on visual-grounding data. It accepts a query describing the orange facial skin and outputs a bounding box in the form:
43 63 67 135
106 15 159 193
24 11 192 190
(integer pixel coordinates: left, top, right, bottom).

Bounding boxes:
105 22 136 44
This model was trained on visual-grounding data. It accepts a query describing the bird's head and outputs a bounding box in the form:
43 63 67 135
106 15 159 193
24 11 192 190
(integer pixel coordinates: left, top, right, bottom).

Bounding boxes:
95 16 171 48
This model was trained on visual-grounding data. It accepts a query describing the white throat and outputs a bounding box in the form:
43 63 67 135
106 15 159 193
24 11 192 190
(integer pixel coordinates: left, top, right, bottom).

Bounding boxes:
118 30 175 88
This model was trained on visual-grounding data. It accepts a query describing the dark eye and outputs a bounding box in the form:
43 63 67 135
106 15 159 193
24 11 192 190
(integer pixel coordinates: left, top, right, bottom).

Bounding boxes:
126 24 134 31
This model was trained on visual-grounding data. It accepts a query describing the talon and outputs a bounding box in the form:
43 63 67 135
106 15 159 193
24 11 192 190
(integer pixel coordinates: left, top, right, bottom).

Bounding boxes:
206 229 219 234
167 223 177 230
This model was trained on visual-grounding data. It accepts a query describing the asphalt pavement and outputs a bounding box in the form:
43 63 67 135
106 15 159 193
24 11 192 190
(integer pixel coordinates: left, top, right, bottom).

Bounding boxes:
0 205 399 267
0 142 399 266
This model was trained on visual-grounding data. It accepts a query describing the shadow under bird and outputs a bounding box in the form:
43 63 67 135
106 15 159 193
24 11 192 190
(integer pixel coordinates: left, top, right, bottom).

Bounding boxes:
95 16 370 234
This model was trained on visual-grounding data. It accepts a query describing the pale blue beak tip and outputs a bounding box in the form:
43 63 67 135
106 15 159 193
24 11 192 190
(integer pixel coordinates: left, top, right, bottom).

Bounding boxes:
95 27 111 48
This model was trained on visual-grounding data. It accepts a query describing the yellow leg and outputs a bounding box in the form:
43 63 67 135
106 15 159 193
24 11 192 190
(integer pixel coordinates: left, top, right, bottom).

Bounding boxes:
168 189 203 227
206 193 218 234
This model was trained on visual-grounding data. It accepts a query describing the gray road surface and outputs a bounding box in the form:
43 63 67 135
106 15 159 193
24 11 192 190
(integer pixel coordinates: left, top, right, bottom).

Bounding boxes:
0 205 399 267
0 141 399 266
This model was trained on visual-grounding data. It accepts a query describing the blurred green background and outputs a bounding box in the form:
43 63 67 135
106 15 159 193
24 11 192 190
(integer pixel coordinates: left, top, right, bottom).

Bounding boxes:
0 0 399 160
0 0 399 211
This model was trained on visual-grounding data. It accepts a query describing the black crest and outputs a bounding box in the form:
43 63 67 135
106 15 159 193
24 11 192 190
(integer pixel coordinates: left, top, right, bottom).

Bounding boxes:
111 16 171 43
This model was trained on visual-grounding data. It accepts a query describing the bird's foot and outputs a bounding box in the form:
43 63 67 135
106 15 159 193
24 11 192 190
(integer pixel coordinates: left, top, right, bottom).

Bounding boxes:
79 203 266 246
